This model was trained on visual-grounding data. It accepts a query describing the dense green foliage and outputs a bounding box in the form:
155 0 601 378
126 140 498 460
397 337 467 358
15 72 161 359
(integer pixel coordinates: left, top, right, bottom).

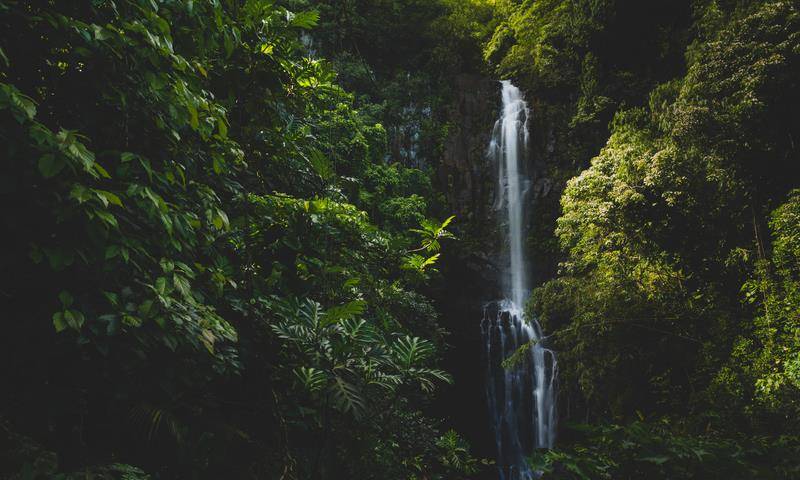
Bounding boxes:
535 0 800 422
0 1 478 478
283 0 493 170
530 421 800 479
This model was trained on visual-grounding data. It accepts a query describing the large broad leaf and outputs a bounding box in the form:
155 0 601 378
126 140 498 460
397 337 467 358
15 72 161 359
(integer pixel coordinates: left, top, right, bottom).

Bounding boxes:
323 299 366 327
340 318 381 346
401 253 440 272
294 366 327 393
409 215 456 252
273 298 323 330
330 375 364 418
392 336 435 368
38 154 65 178
288 10 319 29
411 367 452 392
307 148 334 181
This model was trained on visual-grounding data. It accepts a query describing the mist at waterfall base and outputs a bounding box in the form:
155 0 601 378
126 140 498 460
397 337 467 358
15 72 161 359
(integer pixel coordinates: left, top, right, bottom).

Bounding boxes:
481 81 558 480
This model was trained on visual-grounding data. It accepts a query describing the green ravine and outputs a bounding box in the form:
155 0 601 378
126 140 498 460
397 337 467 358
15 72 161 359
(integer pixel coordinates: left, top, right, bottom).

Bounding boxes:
1 0 799 479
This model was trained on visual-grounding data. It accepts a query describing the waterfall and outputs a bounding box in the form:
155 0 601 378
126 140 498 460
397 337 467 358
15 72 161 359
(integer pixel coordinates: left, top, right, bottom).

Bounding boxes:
482 81 558 479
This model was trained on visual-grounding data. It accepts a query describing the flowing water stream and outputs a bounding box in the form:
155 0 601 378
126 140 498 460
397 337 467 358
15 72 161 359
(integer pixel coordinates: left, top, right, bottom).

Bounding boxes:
481 81 558 480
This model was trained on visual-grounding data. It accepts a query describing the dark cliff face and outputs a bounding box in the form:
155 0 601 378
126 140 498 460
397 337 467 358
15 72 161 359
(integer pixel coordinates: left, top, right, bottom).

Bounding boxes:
436 74 502 298
438 75 500 228
524 95 582 287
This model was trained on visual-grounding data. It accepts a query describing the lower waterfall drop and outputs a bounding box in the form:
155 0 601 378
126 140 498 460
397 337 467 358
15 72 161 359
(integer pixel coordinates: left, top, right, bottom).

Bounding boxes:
482 81 558 480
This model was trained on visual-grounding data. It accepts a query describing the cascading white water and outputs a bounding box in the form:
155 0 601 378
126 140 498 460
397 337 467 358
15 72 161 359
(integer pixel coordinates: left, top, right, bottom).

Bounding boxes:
482 81 558 480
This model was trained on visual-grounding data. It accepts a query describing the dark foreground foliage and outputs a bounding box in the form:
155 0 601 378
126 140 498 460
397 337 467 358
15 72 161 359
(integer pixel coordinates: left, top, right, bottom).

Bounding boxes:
0 0 478 478
532 421 800 480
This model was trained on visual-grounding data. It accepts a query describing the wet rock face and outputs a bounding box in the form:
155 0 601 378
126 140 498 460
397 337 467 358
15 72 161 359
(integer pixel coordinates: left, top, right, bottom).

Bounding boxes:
532 177 554 200
438 74 501 229
435 74 505 298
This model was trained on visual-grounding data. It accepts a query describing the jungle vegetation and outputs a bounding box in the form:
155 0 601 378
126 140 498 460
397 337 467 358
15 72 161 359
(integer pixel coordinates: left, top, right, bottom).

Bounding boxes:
1 0 800 479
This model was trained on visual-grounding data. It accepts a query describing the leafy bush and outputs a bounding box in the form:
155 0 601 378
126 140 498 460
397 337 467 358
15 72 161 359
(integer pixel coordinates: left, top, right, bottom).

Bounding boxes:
0 0 471 478
532 421 800 480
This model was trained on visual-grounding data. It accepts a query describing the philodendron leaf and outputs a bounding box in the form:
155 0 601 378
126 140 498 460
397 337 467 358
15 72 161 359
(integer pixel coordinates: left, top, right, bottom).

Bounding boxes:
295 367 327 393
330 375 364 418
323 300 366 327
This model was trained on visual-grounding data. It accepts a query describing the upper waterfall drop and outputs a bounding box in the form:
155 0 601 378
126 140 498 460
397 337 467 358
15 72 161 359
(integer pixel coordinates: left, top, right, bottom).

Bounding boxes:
496 81 530 308
482 80 558 480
